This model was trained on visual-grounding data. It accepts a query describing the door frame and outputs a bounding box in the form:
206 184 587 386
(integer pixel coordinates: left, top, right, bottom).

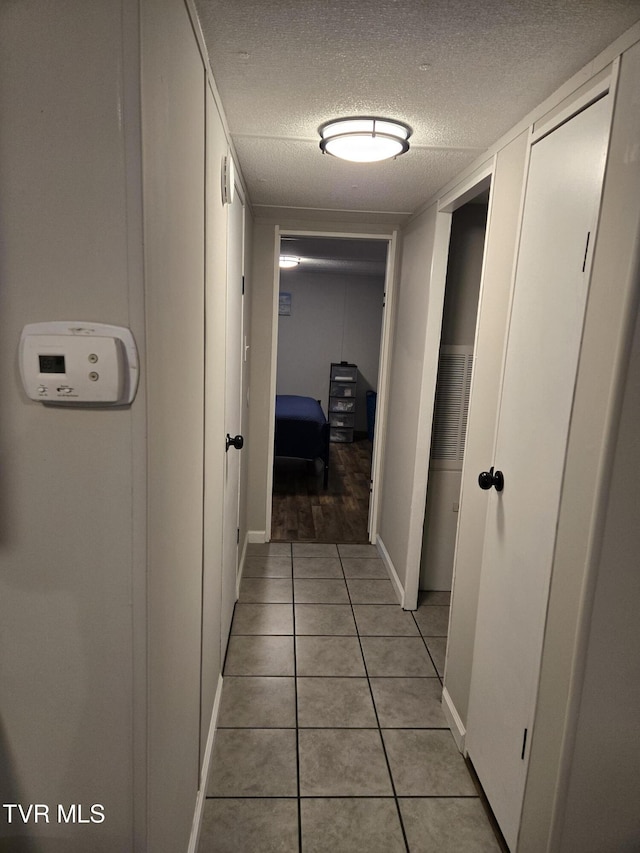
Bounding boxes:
264 227 398 544
221 174 246 646
402 160 495 610
233 178 247 597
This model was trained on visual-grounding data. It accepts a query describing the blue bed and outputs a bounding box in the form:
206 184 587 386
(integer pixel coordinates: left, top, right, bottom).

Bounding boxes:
274 395 330 488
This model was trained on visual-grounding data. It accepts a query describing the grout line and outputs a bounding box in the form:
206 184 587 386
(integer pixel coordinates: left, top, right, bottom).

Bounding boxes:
216 724 449 730
298 727 448 733
288 674 441 679
217 724 297 730
339 549 411 853
221 600 239 675
411 611 445 686
291 569 303 853
204 793 480 800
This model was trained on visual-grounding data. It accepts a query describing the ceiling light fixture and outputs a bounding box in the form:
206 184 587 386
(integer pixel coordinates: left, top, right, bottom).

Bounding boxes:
319 116 412 163
279 255 300 269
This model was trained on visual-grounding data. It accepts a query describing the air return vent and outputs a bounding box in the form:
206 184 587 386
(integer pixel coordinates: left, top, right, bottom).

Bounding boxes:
430 346 474 468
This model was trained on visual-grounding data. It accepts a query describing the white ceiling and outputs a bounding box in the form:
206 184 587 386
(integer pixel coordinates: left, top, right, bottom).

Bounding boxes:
194 0 640 218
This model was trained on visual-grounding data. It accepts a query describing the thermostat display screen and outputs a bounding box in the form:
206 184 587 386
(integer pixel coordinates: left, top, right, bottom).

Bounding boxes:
39 355 66 374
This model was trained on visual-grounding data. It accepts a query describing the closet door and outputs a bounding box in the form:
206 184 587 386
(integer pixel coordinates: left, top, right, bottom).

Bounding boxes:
465 92 612 851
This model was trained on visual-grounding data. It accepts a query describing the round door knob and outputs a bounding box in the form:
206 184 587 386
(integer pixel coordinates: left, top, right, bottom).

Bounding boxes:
226 434 244 452
478 466 504 492
478 469 494 490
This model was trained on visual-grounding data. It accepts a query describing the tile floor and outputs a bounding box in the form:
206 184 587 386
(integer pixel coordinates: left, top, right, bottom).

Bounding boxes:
199 542 503 853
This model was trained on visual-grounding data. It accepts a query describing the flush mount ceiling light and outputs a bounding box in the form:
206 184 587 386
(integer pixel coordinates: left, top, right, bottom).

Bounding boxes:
279 255 300 269
319 117 412 163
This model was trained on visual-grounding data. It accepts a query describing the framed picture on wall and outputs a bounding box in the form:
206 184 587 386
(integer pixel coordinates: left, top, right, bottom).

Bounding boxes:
279 292 292 315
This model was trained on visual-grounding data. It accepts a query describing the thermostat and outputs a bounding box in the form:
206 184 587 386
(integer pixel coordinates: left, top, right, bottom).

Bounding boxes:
19 322 139 406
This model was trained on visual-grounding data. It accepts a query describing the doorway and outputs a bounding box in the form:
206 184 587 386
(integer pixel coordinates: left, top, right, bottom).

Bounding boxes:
269 233 394 543
401 167 494 612
419 193 489 595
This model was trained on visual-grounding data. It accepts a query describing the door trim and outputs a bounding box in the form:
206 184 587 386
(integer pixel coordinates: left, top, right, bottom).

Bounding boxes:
265 227 396 544
368 231 398 539
264 226 280 539
402 160 495 610
531 62 618 145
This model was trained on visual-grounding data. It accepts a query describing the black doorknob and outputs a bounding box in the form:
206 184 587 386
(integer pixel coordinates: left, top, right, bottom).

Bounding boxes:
226 434 244 452
478 466 504 492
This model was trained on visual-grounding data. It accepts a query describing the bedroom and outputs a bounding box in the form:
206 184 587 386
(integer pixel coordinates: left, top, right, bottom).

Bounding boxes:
272 235 387 542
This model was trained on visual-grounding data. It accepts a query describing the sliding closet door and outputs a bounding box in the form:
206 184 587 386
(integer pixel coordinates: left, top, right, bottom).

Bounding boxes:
466 92 612 850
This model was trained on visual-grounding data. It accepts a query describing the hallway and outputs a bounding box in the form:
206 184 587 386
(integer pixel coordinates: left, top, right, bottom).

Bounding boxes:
198 542 503 852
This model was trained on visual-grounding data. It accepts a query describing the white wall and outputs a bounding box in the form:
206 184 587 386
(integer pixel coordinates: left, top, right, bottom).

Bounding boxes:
142 1 253 849
141 0 206 848
247 222 279 539
420 471 463 589
277 270 384 431
0 1 249 850
376 204 445 596
556 287 640 853
440 205 488 347
0 1 145 850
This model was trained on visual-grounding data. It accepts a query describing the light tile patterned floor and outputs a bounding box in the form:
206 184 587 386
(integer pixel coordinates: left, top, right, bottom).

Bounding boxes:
199 542 504 853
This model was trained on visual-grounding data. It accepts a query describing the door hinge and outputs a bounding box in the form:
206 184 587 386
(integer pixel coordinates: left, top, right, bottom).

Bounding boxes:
582 232 591 272
521 728 528 760
236 527 240 545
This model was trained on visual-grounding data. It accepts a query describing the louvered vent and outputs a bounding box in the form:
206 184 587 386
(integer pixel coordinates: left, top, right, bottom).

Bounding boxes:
430 346 474 469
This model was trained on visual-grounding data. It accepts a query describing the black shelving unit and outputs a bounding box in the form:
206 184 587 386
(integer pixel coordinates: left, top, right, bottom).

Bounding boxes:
328 361 357 443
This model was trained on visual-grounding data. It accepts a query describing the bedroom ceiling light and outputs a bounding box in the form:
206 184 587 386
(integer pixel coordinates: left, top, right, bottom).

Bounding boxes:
319 117 412 163
279 255 300 269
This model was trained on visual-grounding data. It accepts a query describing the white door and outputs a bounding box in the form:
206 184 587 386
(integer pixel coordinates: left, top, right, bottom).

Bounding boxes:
221 182 245 648
465 93 612 851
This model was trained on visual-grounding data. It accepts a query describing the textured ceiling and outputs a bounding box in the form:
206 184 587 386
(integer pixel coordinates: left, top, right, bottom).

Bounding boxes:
194 0 640 217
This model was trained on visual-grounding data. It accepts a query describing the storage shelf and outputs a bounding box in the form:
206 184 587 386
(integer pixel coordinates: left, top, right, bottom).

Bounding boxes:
329 361 357 443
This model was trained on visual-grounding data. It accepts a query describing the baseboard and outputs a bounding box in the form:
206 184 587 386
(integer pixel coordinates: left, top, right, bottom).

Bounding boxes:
187 673 224 853
247 529 267 544
375 535 405 607
442 686 466 753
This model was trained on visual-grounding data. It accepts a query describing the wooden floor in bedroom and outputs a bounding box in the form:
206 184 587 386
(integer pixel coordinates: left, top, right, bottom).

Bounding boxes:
271 437 372 543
